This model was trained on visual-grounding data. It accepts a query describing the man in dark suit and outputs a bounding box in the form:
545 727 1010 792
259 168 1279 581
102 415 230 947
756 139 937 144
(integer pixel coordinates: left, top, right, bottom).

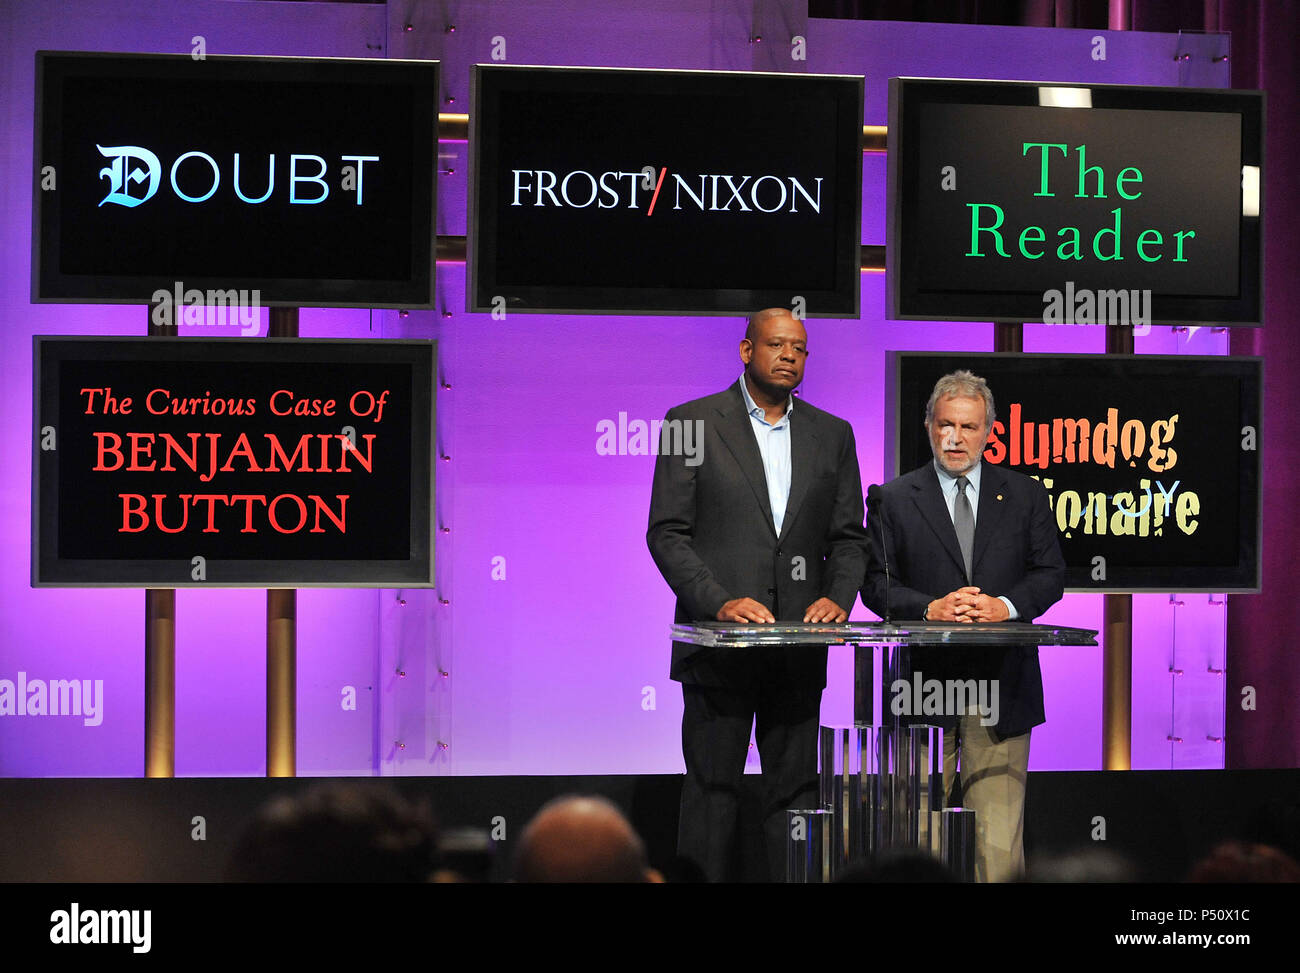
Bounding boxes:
861 370 1065 882
647 308 868 882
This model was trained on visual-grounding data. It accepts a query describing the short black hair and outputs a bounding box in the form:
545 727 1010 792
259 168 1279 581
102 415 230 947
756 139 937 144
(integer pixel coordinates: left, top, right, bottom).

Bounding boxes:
744 307 794 344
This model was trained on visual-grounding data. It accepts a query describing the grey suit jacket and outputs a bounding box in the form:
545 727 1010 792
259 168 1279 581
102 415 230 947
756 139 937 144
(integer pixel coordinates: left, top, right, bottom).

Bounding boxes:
647 383 869 688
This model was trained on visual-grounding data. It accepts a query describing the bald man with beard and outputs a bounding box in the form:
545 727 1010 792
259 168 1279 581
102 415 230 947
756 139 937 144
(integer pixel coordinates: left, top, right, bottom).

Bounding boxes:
513 796 664 883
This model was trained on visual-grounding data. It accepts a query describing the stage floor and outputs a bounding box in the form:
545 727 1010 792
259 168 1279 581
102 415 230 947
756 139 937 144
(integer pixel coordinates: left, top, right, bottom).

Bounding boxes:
2 769 1297 882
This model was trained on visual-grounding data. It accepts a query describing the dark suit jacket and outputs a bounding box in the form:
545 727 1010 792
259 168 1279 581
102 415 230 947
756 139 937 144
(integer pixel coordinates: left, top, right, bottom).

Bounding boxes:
647 383 869 689
861 462 1066 736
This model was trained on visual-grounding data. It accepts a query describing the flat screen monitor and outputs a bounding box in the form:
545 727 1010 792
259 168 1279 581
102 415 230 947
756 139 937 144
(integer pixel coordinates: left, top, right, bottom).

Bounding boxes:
33 52 439 308
469 64 864 317
33 337 435 587
887 78 1263 325
889 351 1261 592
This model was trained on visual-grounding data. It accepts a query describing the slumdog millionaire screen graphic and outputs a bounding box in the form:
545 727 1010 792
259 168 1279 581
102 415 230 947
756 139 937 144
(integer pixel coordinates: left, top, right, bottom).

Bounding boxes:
887 78 1263 325
469 64 864 317
32 52 439 308
891 352 1261 592
33 338 435 587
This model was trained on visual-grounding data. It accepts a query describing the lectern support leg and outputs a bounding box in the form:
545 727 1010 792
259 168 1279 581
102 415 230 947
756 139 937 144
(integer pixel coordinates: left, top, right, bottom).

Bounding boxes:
852 642 872 725
785 808 833 883
816 724 872 878
939 808 977 881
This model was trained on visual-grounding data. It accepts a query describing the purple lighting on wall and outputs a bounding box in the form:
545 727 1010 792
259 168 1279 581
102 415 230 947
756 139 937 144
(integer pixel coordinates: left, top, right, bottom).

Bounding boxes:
0 0 1234 779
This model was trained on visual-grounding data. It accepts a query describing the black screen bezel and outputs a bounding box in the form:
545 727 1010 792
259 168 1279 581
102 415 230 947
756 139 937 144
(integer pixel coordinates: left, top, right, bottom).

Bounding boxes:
886 78 1264 326
32 336 436 587
887 350 1262 592
32 51 439 309
468 64 864 318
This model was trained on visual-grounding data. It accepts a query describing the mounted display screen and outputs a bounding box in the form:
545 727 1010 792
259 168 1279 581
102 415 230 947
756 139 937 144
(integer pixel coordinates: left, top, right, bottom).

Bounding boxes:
469 64 864 317
33 337 435 586
889 352 1261 592
887 78 1263 325
33 51 439 308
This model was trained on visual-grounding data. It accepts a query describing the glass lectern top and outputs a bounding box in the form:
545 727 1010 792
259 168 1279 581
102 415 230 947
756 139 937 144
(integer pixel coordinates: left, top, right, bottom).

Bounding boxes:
669 621 1098 648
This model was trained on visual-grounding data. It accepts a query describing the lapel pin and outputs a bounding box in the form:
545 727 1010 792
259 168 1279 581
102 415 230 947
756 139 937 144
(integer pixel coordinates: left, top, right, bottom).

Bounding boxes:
996 494 1003 501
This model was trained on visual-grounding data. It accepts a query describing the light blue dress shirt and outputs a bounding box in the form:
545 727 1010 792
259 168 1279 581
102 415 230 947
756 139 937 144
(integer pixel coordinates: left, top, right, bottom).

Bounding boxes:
932 460 1018 619
739 377 793 534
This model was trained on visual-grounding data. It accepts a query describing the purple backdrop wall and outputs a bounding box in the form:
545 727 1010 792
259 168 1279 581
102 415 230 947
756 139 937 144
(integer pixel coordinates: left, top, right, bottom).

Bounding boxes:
0 0 1239 778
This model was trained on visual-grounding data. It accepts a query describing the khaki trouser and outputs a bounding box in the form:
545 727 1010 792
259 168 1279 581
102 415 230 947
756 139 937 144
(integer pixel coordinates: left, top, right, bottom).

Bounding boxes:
941 715 1031 883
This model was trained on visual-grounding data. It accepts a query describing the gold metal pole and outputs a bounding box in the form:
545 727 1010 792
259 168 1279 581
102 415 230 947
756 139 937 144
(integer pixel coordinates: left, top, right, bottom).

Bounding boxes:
437 235 467 264
266 307 298 777
144 588 175 777
861 124 887 153
144 302 177 777
860 245 885 273
267 588 297 777
1102 324 1134 768
1103 593 1133 769
438 112 469 141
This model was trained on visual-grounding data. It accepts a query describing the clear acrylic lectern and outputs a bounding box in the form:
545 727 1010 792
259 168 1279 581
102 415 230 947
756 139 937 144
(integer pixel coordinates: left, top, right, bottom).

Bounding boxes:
669 621 1099 882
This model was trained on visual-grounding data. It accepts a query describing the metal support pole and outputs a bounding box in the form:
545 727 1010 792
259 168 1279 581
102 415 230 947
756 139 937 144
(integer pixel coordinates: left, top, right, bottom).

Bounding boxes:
144 302 176 777
266 306 299 777
853 642 872 725
267 588 297 777
144 588 175 777
1103 593 1133 769
1108 0 1136 797
994 322 1023 352
1103 324 1135 769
